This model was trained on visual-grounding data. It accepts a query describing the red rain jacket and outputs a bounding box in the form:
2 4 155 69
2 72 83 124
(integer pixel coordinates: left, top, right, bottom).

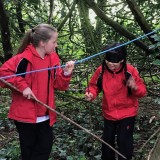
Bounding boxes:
0 45 72 126
87 64 147 120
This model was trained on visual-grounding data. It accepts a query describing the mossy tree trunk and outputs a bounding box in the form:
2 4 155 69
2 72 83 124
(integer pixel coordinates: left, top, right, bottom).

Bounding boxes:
0 0 13 63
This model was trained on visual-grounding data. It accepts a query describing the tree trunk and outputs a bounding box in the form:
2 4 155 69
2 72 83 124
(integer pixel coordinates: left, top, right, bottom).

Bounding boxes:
16 0 25 34
94 0 106 50
0 0 13 63
48 0 54 24
15 0 25 34
77 0 99 56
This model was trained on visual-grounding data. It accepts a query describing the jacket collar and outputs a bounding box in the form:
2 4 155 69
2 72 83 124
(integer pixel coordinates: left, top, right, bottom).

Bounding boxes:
21 44 37 63
106 63 124 74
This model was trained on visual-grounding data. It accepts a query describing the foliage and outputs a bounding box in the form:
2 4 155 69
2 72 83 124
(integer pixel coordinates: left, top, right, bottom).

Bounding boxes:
0 0 160 159
0 139 20 160
0 88 12 130
149 34 160 66
0 91 160 159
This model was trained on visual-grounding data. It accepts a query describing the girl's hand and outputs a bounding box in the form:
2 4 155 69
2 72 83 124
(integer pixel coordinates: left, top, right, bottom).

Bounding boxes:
127 77 137 90
64 60 75 75
85 92 93 101
23 87 37 100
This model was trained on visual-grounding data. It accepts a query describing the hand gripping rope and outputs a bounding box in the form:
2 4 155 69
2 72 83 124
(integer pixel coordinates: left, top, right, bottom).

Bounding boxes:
0 78 127 159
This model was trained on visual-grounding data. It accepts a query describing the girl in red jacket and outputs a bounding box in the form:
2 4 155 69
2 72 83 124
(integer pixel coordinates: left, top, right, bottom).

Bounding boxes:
0 23 74 160
85 43 146 160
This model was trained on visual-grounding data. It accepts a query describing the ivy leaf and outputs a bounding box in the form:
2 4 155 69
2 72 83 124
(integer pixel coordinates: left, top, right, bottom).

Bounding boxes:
152 59 160 65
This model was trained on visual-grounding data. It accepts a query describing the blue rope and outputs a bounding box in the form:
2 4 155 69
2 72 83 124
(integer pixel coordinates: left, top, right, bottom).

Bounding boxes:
75 28 160 64
0 28 160 80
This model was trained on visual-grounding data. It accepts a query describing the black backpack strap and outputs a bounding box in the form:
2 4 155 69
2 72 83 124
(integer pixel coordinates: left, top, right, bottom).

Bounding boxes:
126 71 132 81
97 72 103 92
126 71 132 95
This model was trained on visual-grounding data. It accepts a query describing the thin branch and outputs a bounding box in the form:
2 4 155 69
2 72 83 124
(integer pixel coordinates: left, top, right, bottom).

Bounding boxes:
48 0 54 24
139 127 160 152
57 0 77 31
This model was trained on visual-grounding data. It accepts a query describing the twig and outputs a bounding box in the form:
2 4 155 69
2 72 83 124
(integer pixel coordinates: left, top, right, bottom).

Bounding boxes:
147 134 160 160
139 127 160 152
0 134 6 140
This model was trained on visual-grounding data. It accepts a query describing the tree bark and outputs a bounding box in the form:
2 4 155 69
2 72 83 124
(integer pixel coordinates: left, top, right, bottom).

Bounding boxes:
85 0 151 55
78 0 98 54
15 0 25 34
48 0 54 24
94 0 106 50
0 0 13 63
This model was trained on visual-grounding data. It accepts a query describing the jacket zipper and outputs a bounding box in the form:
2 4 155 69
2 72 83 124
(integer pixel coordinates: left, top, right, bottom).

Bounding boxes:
113 72 119 119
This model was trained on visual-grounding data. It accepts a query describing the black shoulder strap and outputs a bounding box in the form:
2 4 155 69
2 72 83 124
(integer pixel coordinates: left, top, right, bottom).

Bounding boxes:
125 71 132 95
97 71 132 94
126 71 132 81
16 58 29 78
97 72 103 92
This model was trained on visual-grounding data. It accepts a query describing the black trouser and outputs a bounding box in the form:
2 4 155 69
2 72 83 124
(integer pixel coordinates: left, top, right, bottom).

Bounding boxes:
14 120 53 160
101 117 135 160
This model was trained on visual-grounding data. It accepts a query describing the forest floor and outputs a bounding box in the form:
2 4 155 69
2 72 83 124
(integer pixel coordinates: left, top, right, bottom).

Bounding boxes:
132 97 160 160
0 96 160 160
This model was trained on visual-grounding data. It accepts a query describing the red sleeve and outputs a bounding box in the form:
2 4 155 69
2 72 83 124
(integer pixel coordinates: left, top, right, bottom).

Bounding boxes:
51 53 72 91
85 66 102 99
0 56 28 92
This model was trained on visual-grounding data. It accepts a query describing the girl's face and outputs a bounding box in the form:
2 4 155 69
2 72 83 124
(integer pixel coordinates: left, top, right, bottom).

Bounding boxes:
105 60 123 71
43 32 58 54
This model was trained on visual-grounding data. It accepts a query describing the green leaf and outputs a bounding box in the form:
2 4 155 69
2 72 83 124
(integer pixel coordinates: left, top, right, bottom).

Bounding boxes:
152 59 160 65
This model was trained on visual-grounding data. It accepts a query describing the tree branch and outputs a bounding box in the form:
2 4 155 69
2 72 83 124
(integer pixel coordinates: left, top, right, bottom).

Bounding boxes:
15 0 25 34
84 0 152 55
0 0 13 61
126 0 156 44
57 0 77 31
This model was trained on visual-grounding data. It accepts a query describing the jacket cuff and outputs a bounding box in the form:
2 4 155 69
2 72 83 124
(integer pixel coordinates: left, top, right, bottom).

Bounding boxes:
63 71 72 77
18 84 29 92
